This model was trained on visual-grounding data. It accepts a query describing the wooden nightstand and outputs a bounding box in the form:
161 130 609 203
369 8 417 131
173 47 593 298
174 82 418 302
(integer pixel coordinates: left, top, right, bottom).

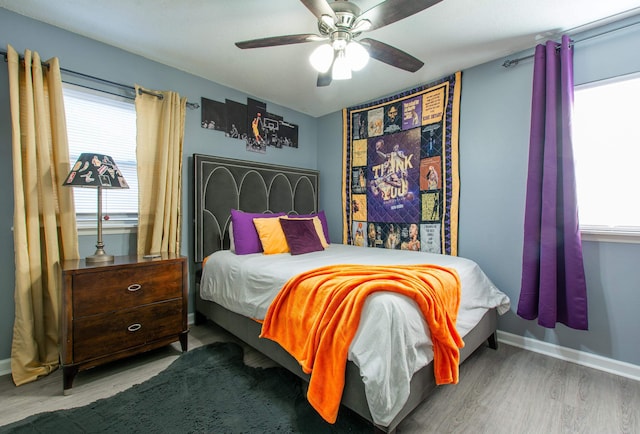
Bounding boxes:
60 253 188 395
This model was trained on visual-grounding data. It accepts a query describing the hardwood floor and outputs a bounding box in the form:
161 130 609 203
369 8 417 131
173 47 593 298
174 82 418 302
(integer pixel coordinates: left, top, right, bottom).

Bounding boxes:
1 323 638 433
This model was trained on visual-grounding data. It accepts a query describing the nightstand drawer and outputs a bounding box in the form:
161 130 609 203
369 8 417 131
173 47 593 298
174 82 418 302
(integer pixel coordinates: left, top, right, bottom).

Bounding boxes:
73 262 183 317
73 299 184 362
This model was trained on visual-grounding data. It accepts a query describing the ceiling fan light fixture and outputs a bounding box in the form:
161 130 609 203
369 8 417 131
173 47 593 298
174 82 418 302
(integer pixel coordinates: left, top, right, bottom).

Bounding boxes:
320 14 336 29
332 50 352 80
351 18 372 33
345 41 369 71
332 37 348 51
309 44 334 73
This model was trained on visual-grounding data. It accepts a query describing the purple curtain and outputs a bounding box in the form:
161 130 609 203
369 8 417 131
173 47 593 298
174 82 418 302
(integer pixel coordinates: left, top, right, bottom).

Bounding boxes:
517 35 588 330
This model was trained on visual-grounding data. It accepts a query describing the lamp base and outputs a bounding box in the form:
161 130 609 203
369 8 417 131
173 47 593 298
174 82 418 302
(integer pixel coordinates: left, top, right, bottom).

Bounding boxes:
86 252 115 264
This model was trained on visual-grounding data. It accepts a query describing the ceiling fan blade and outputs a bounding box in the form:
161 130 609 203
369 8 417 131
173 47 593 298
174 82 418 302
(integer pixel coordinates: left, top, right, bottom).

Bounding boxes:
359 0 442 31
299 0 337 21
317 70 332 87
360 38 424 72
235 34 322 49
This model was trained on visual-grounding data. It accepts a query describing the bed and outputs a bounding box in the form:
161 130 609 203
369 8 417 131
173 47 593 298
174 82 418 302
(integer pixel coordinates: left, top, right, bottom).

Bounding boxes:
193 154 510 433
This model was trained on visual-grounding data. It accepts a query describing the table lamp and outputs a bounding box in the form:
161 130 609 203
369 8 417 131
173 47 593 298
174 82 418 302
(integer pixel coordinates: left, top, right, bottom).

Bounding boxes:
63 153 129 263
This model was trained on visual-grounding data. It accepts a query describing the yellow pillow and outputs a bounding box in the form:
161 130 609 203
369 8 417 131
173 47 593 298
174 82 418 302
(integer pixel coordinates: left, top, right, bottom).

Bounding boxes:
284 216 329 248
253 217 289 254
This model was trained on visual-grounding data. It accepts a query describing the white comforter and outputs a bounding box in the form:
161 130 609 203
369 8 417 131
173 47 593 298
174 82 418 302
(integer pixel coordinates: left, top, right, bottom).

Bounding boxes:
199 244 510 426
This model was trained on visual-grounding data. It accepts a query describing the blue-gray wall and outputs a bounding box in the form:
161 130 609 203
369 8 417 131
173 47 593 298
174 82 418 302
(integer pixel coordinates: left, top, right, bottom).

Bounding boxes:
1 7 639 369
318 17 640 366
0 8 318 361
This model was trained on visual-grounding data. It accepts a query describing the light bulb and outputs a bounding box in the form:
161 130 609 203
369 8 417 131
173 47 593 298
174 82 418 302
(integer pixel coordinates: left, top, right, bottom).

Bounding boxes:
309 44 334 73
345 41 369 71
332 50 352 80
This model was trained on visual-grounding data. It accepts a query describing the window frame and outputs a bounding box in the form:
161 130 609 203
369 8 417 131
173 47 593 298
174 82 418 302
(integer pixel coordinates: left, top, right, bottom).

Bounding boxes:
573 73 640 244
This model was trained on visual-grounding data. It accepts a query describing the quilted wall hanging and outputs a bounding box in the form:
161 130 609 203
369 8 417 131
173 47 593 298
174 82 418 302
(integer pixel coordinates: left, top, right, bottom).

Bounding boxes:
342 71 461 255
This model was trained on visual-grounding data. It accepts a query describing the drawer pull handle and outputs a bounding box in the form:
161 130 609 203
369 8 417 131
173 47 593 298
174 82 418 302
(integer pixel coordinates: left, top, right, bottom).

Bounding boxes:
127 323 142 332
127 284 142 292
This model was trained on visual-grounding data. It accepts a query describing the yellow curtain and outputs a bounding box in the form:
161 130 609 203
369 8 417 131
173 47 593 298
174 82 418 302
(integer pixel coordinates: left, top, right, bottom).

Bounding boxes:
7 45 79 386
135 85 186 255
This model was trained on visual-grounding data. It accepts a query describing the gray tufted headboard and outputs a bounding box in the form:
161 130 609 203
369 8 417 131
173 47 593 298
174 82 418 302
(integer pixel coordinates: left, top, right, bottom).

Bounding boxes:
193 154 319 263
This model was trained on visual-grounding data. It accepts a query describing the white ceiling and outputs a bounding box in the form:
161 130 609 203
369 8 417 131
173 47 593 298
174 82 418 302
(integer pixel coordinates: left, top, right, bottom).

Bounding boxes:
2 0 640 117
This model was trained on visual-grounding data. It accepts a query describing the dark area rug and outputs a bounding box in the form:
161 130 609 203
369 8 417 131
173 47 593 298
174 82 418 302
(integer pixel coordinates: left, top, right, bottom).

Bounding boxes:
0 342 372 433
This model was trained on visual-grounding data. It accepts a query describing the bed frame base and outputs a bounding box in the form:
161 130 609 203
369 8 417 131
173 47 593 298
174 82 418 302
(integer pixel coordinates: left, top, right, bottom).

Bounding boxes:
196 290 498 433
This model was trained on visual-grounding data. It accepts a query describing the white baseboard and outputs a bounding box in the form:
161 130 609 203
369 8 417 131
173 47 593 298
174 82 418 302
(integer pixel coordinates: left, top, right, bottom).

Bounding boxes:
497 331 640 382
0 313 198 378
0 358 9 378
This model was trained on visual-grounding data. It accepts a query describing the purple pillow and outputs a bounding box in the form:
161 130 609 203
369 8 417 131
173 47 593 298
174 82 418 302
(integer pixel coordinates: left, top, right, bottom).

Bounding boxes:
288 210 330 243
279 218 325 255
230 209 285 255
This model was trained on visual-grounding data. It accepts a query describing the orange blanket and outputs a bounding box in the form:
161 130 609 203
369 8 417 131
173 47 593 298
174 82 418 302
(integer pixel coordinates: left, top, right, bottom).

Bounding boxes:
260 263 464 423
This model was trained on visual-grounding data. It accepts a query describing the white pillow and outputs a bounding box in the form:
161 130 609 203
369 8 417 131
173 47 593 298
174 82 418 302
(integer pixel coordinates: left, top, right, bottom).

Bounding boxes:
228 221 235 252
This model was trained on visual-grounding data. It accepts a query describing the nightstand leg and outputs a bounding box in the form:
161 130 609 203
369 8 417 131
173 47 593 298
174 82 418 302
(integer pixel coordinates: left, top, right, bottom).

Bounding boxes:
179 331 188 352
63 366 79 395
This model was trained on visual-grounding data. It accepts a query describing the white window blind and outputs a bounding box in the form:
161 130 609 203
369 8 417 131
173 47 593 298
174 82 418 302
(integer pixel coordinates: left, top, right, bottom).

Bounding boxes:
573 74 640 239
63 84 138 226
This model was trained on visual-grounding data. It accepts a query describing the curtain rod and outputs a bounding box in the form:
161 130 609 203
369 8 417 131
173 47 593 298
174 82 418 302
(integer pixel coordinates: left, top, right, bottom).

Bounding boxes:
502 13 640 68
1 50 200 109
60 67 199 109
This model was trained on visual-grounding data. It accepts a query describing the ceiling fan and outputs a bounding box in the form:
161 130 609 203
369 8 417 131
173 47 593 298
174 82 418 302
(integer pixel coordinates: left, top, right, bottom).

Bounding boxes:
235 0 442 87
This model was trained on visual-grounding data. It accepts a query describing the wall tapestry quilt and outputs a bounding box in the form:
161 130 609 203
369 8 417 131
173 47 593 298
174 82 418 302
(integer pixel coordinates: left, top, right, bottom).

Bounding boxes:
342 71 461 255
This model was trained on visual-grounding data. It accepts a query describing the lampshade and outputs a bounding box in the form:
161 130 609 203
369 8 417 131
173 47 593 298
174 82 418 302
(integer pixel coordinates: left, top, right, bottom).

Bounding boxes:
332 49 352 80
63 153 129 189
309 44 334 73
63 153 129 264
345 41 369 71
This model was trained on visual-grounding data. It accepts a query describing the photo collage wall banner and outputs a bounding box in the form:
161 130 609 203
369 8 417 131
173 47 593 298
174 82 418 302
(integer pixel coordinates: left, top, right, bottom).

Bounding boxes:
201 96 299 154
342 71 461 255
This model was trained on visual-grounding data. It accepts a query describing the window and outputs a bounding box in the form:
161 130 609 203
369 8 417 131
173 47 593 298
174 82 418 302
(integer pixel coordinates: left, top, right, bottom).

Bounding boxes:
573 74 640 242
63 84 138 231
